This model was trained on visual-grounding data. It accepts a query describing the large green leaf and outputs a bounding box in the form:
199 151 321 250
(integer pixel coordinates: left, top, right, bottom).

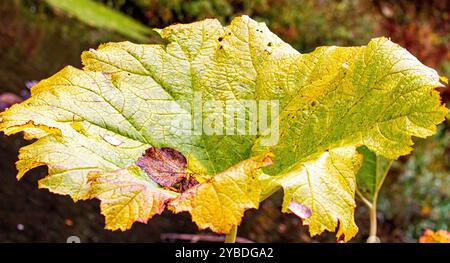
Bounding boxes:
0 16 446 241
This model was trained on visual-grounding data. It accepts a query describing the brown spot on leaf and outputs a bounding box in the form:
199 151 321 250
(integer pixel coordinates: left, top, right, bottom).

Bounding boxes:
287 200 311 219
136 147 187 187
179 175 199 192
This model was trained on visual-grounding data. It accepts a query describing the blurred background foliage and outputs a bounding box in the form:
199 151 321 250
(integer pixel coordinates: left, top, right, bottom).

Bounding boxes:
0 0 448 242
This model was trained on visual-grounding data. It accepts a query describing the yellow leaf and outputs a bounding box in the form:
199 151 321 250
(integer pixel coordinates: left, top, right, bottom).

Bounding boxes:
88 166 177 231
277 146 362 242
169 152 273 234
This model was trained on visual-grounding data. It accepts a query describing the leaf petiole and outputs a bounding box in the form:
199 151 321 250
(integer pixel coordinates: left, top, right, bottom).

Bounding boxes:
224 225 238 243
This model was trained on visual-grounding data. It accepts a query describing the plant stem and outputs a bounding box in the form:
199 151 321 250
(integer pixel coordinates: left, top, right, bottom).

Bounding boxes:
366 198 381 243
357 189 379 242
356 188 372 209
224 225 238 243
369 200 377 239
366 160 392 243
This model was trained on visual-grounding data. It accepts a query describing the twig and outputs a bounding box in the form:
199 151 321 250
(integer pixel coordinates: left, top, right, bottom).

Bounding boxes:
160 233 254 243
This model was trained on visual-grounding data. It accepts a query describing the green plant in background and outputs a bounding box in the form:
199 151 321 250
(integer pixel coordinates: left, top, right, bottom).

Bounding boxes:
45 0 153 42
0 16 447 242
44 0 377 52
